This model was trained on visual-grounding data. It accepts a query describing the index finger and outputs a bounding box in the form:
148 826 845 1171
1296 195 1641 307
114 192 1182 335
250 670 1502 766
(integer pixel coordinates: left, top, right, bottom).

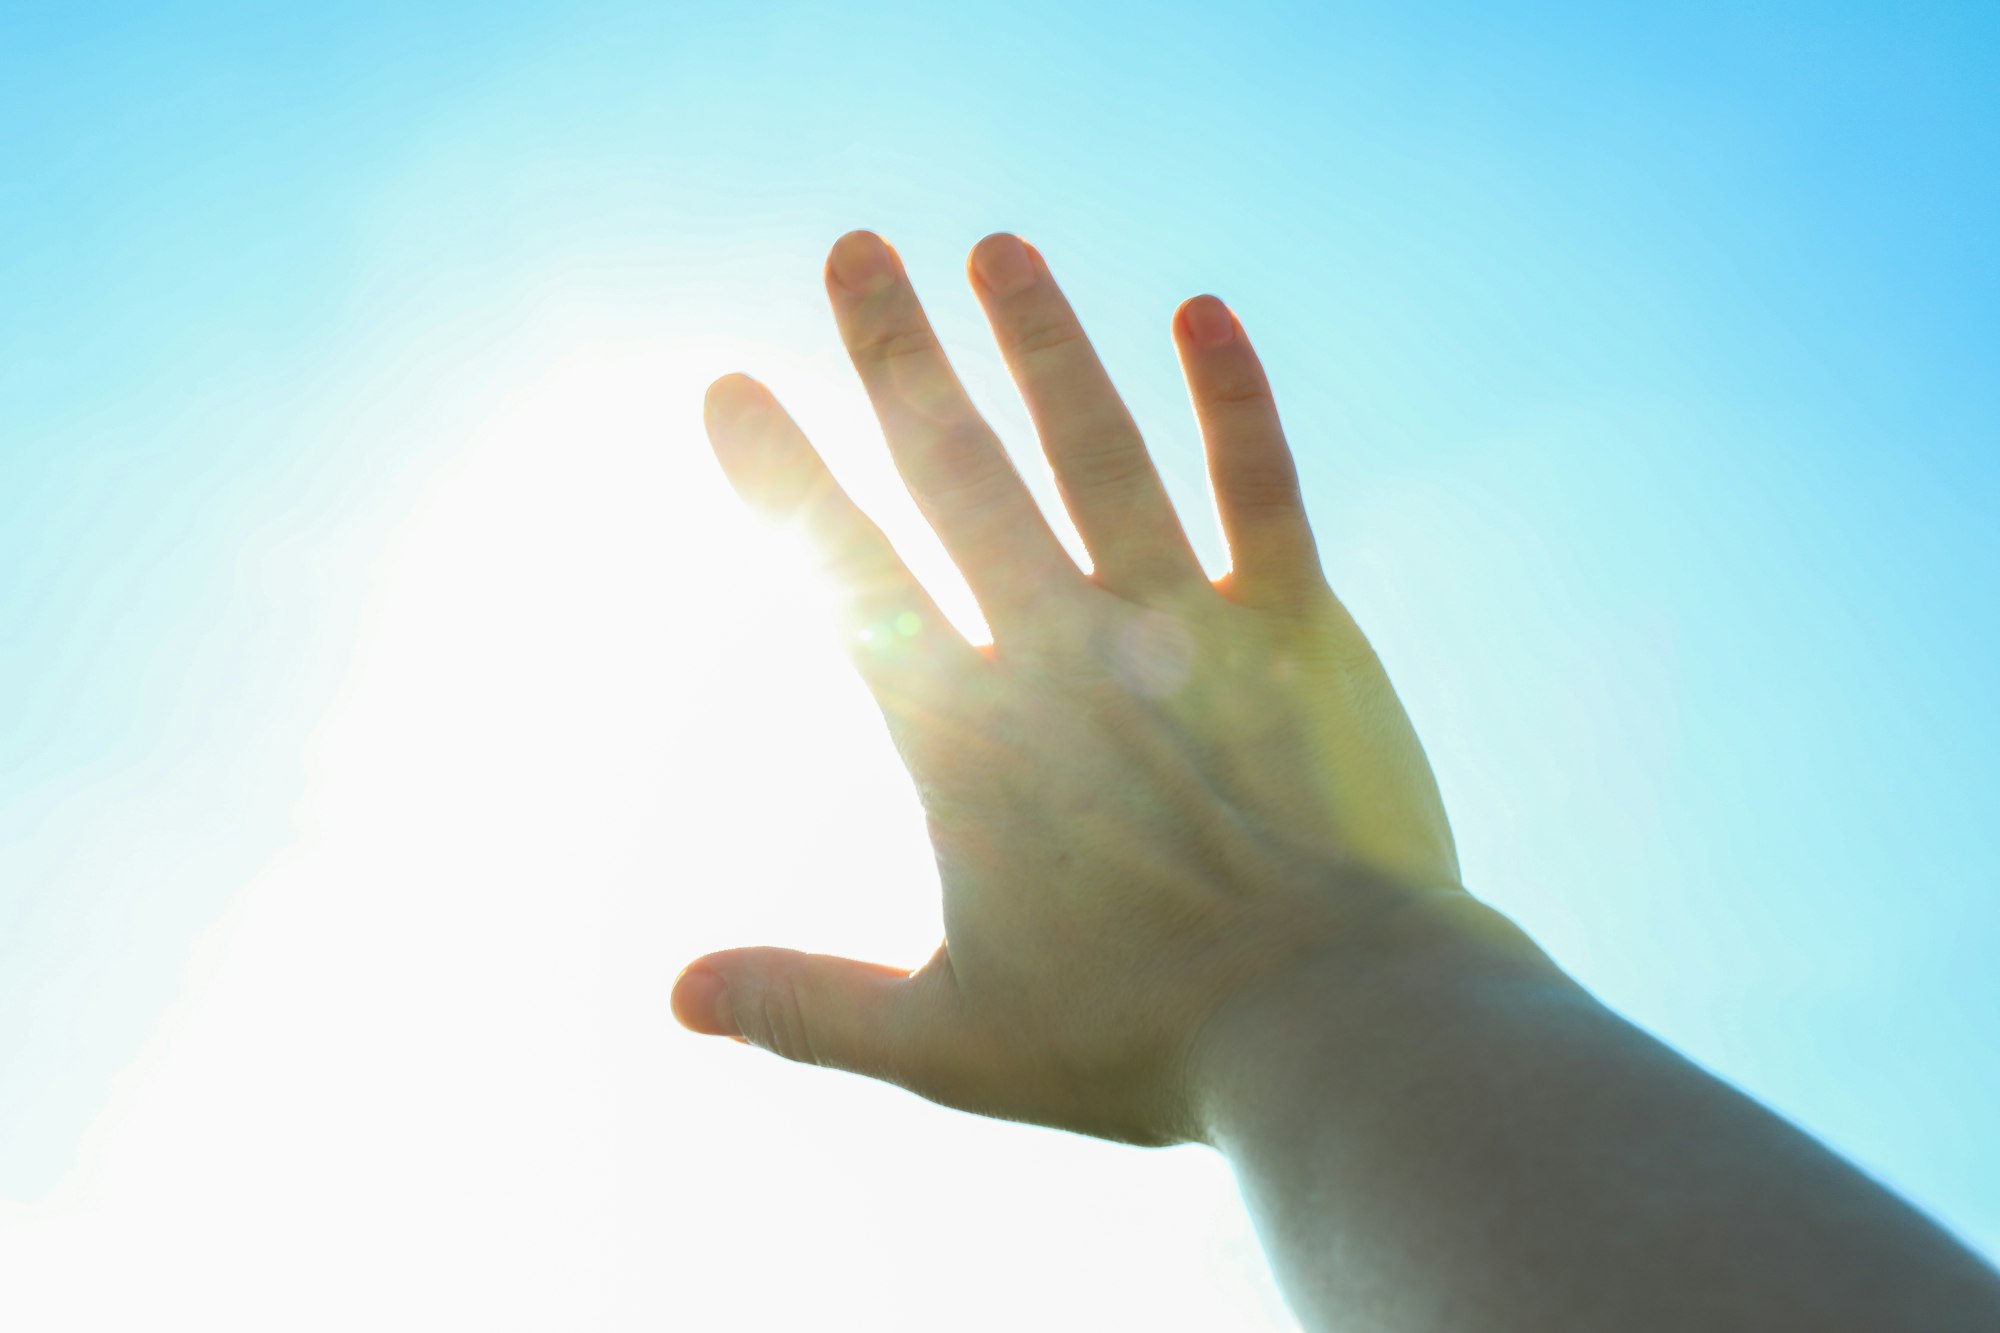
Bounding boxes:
704 373 980 689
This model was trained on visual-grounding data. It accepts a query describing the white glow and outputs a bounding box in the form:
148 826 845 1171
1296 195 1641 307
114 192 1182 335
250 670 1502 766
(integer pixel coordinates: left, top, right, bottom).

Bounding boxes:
0 343 1288 1328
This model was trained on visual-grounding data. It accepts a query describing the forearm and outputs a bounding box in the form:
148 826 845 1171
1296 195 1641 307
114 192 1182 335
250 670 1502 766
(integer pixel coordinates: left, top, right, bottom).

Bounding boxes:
1192 892 2000 1333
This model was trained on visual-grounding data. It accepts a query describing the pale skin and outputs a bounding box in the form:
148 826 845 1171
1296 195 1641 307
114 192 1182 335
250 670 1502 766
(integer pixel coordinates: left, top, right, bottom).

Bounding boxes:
671 230 2000 1330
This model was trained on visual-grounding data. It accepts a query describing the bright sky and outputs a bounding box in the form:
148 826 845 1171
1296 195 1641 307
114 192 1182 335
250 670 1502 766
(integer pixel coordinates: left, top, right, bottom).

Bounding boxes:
2 2 1996 1326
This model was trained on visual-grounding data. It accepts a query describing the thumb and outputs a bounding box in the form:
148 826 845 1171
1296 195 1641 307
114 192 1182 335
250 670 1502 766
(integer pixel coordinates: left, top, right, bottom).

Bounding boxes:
671 945 952 1088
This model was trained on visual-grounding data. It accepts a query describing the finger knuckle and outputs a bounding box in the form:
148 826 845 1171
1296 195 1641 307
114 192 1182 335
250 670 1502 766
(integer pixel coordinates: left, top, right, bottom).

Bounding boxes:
1054 433 1156 495
746 977 824 1067
1205 377 1273 411
913 428 1020 514
1011 318 1088 363
813 511 895 585
854 322 935 370
1221 459 1303 514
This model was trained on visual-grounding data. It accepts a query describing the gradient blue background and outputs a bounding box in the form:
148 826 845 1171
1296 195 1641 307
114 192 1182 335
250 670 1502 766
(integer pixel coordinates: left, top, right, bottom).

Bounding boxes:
3 0 1995 1322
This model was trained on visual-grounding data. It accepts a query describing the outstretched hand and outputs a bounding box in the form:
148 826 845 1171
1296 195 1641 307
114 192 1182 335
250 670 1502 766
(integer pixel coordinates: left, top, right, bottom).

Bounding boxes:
672 230 1468 1145
671 232 2000 1333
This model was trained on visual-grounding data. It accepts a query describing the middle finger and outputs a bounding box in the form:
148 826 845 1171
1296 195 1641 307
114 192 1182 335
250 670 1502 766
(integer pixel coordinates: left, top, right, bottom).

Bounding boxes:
968 233 1204 599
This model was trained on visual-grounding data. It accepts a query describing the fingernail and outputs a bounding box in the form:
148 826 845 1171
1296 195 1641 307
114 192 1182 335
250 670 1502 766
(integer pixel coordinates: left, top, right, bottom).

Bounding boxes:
1183 296 1235 347
972 233 1036 297
673 966 740 1038
829 230 897 295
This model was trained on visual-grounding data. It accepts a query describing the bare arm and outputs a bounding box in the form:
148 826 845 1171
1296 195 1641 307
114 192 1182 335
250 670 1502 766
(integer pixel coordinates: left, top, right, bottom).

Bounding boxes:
672 230 2000 1330
1193 889 2000 1331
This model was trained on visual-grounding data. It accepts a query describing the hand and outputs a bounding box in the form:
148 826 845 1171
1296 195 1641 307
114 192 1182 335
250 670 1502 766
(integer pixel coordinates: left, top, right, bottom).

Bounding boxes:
672 230 1472 1145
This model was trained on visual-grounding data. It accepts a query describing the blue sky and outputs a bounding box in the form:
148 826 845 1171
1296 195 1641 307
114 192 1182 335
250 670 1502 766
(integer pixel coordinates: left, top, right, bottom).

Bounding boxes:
2 1 1996 1324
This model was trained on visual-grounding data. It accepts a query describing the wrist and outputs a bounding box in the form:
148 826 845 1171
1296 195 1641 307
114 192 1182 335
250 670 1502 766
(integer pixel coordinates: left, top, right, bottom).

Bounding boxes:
1181 883 1577 1148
